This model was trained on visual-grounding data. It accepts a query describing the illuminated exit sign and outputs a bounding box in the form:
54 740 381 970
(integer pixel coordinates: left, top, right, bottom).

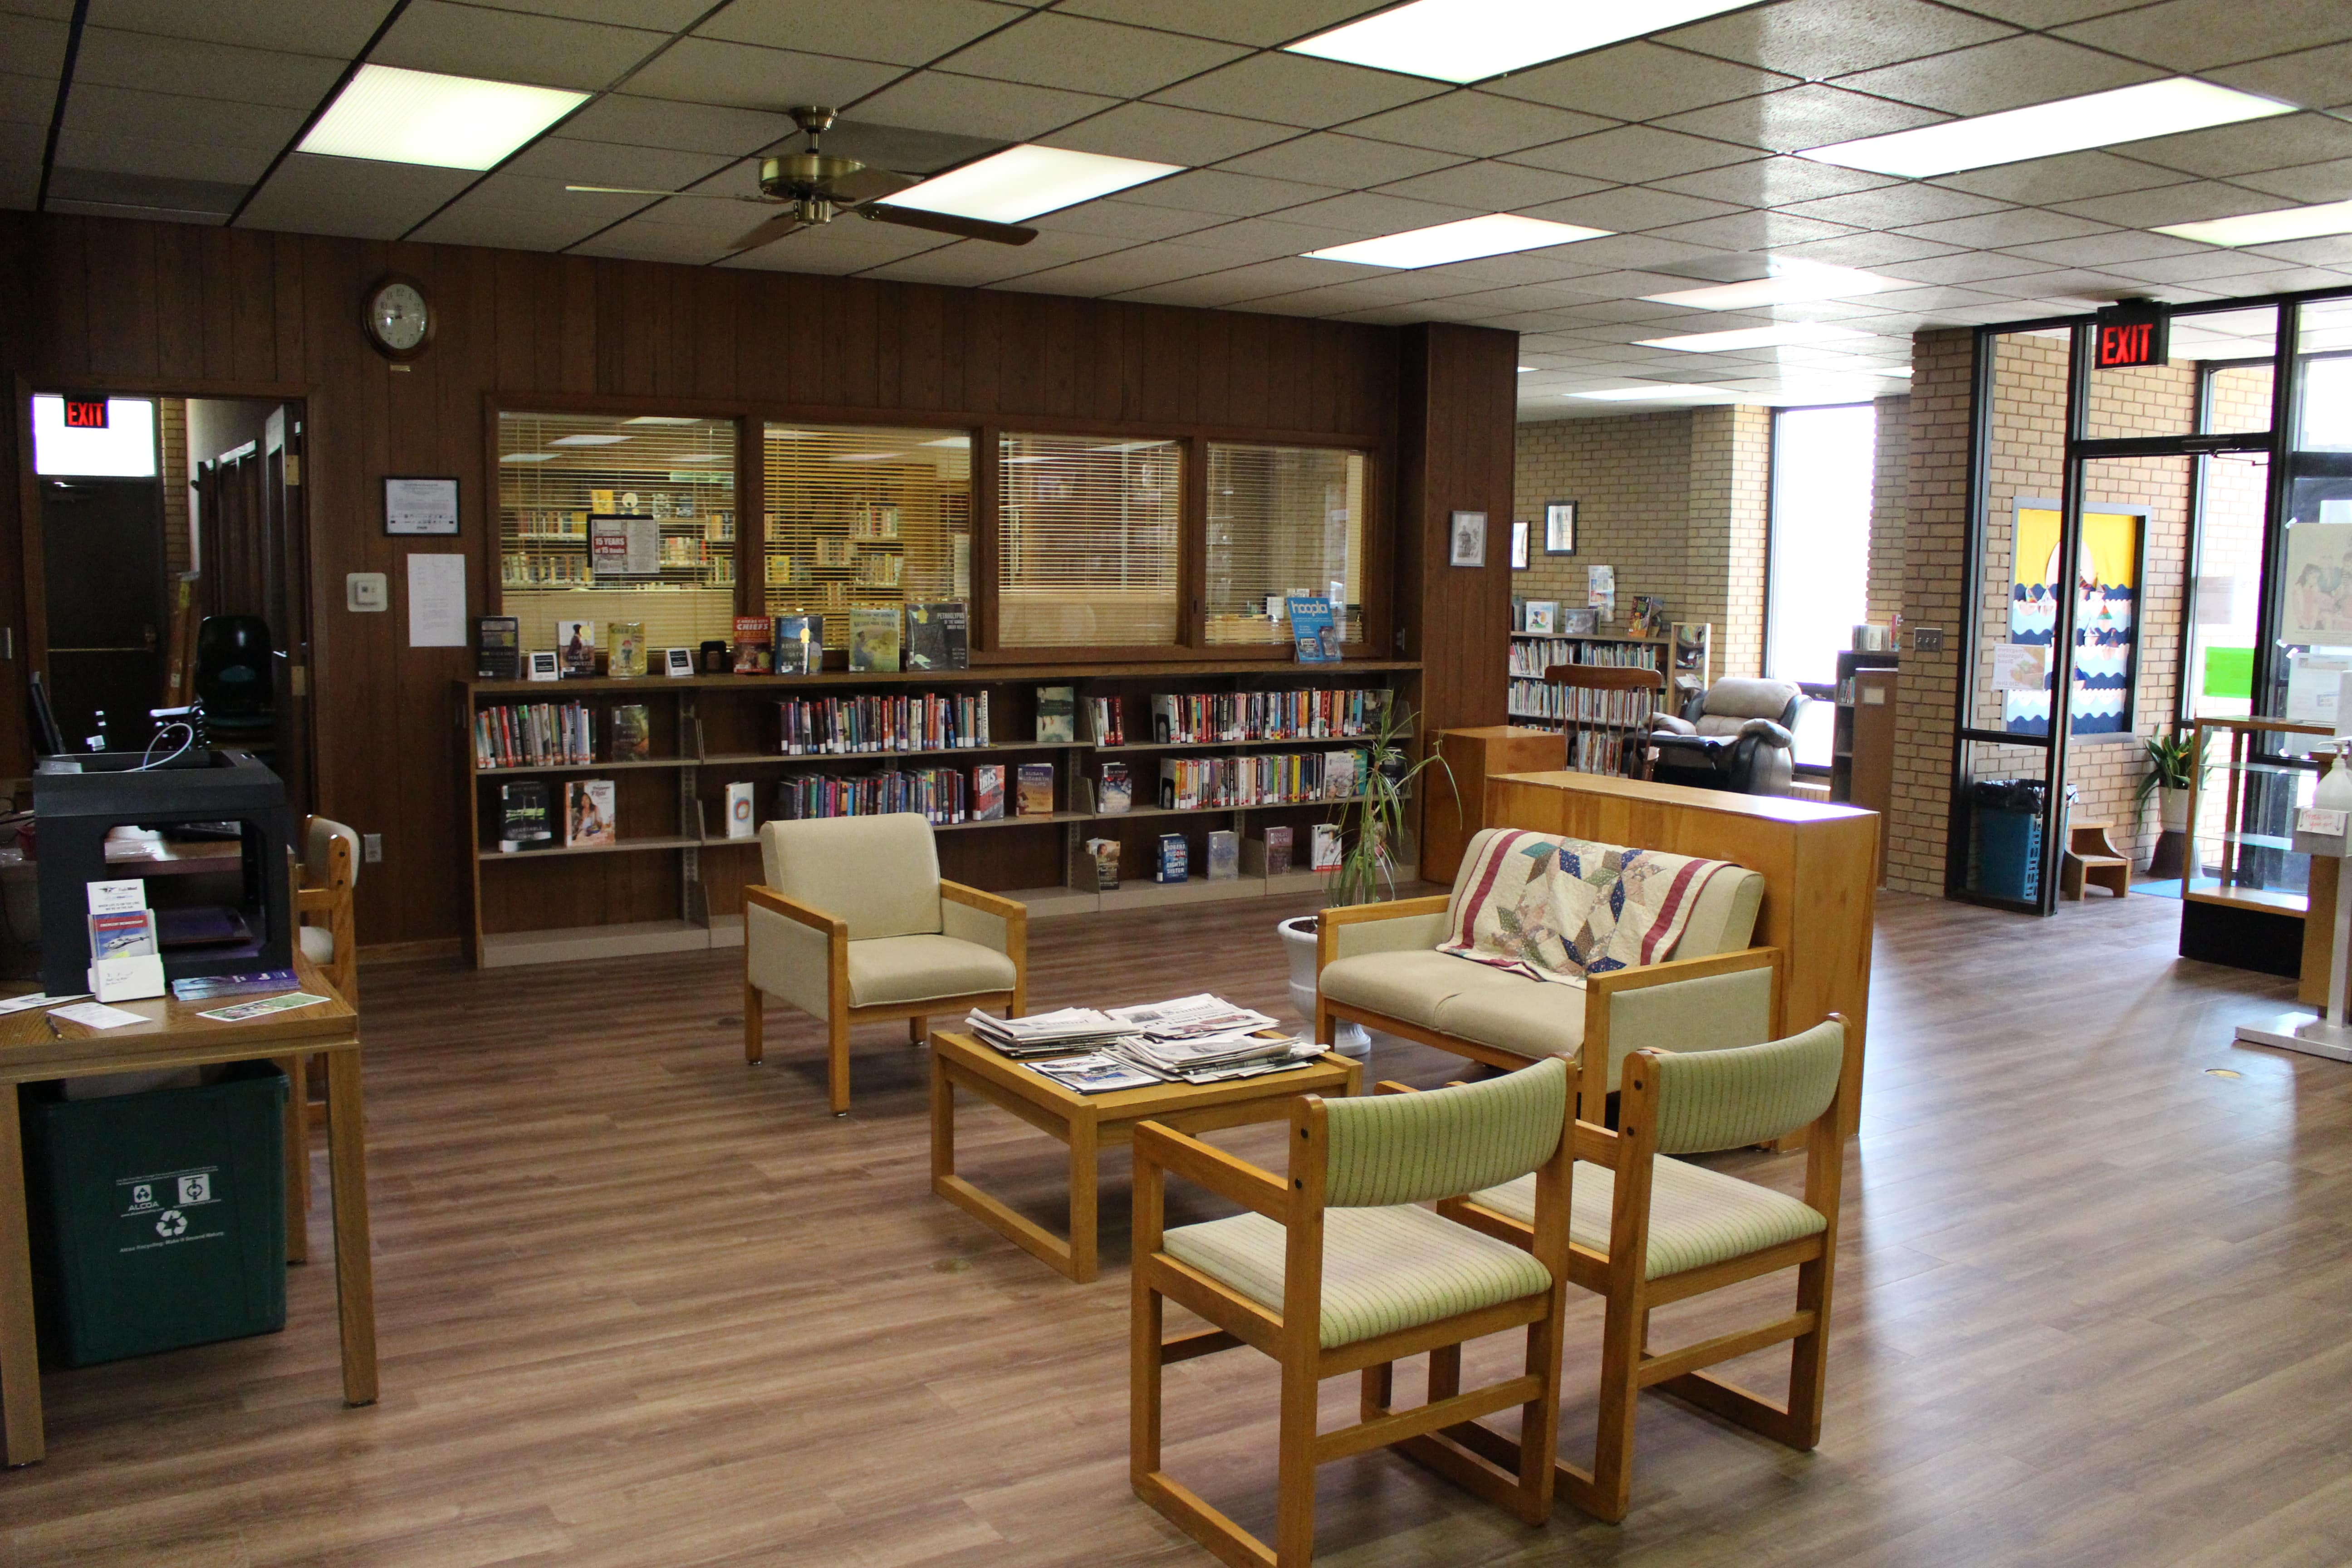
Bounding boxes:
2093 303 2168 370
61 396 109 429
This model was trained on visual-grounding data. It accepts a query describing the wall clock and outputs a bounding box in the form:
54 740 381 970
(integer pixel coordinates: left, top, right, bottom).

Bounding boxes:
363 274 432 361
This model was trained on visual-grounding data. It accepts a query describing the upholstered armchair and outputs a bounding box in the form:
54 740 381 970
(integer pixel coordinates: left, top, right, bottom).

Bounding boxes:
1647 677 1806 796
743 813 1026 1115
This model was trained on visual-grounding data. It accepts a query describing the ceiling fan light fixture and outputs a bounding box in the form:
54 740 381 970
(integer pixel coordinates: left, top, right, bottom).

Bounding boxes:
299 64 586 171
885 145 1182 225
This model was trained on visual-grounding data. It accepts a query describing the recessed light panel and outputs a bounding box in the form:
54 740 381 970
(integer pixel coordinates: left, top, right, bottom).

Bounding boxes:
1642 262 1901 310
550 433 630 446
1304 213 1609 269
1287 0 1760 84
1797 78 2293 179
499 452 559 463
887 145 1181 224
1570 384 1735 400
1637 323 1869 353
298 64 587 171
2158 198 2352 247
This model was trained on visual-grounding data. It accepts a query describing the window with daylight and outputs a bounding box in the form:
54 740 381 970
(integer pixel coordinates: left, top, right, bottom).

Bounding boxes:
1205 444 1367 647
996 432 1182 648
1766 403 1877 688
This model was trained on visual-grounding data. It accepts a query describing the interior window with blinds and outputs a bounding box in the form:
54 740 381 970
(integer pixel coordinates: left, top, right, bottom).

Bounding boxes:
764 424 971 650
998 433 1181 647
1205 444 1366 647
497 411 738 652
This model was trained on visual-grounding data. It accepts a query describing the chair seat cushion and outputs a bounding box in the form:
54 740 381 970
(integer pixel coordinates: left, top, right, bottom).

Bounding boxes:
1472 1158 1825 1281
1317 949 1484 1029
298 925 334 964
1323 951 1585 1061
1165 1204 1555 1350
845 934 1016 1009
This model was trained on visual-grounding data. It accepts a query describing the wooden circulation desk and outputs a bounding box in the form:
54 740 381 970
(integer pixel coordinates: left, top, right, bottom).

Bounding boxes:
1486 771 1879 1136
0 954 376 1465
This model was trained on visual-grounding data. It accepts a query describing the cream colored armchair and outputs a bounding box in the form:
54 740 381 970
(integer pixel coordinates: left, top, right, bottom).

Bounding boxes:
744 813 1026 1115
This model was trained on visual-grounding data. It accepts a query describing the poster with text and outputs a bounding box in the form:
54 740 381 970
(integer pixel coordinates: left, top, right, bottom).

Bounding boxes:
2283 521 2352 647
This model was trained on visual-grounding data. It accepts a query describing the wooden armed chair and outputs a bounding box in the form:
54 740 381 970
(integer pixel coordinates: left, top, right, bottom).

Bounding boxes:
282 815 359 1251
1434 1016 1853 1523
743 813 1026 1115
1131 1057 1576 1567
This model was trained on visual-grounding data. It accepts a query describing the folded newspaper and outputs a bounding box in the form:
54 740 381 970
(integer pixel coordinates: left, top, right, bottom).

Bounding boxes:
969 994 1317 1089
962 1006 1128 1057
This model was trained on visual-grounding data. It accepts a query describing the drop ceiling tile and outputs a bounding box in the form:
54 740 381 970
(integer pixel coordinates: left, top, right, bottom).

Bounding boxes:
1662 0 2019 80
1485 42 1797 123
2206 42 2352 112
1150 51 1447 129
696 0 1019 67
1895 209 2116 247
2052 180 2301 229
2241 234 2352 267
1534 232 1741 272
60 85 305 152
2056 0 2352 73
1341 91 1616 159
569 220 733 264
2199 264 2352 292
1219 132 1462 190
2236 157 2352 205
90 0 386 55
1113 271 1311 309
0 0 74 17
848 71 1120 142
727 221 969 276
1878 250 2064 285
489 0 712 25
1117 167 1347 216
1520 186 1745 232
1931 150 2189 205
235 153 476 238
1646 208 1867 249
409 172 655 249
1041 102 1294 164
1151 254 1358 300
991 245 1242 295
72 29 342 109
1507 126 1760 183
1371 160 1612 211
1025 196 1228 242
1284 188 1514 237
621 39 901 113
3 164 45 211
2099 250 2301 284
0 12 65 77
1779 184 2014 230
43 169 242 220
1654 84 1949 154
558 93 791 155
1768 231 1966 265
501 135 732 191
1410 252 1625 288
49 127 279 184
1153 216 1370 265
2125 114 2352 179
372 1 670 92
1832 35 2160 116
936 13 1246 98
0 71 52 127
1058 0 1384 49
1648 155 1896 206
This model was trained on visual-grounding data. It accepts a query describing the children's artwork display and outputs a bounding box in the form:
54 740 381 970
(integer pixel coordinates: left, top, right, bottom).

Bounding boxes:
2004 504 2143 737
2283 520 2352 646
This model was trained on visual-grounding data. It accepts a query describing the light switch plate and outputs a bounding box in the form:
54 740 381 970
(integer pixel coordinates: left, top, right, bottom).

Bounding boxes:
347 572 388 612
363 833 383 863
1910 626 1944 652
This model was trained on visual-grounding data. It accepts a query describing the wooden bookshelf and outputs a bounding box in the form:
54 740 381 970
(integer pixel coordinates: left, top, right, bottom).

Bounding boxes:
456 661 1421 967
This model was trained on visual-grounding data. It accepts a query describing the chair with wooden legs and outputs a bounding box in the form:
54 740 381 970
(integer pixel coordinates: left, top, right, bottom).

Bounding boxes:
281 816 360 1249
1437 1016 1852 1523
1131 1057 1577 1568
743 813 1026 1115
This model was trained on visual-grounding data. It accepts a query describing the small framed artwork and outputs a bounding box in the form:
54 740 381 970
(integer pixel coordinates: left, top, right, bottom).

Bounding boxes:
1449 510 1487 568
385 475 460 536
1544 500 1577 555
1510 519 1531 570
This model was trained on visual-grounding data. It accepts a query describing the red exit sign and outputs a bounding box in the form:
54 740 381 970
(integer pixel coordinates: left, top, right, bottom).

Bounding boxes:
61 396 109 429
2093 304 2169 370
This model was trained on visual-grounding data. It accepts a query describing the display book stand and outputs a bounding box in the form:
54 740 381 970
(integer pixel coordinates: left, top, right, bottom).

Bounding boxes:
456 660 1421 968
2235 687 2352 1063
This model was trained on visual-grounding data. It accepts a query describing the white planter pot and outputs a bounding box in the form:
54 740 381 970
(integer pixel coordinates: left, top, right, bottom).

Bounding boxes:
1277 915 1369 1058
2158 786 2191 833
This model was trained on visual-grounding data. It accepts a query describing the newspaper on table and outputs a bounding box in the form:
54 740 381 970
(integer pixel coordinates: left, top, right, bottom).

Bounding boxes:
963 1005 1127 1057
972 994 1321 1087
1024 1051 1161 1095
1103 994 1280 1039
1112 1029 1322 1085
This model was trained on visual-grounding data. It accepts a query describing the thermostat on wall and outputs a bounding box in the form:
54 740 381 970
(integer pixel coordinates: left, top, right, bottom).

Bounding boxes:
347 572 388 612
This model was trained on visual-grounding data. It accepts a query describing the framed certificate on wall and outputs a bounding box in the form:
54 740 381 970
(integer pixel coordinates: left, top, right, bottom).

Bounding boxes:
385 476 460 535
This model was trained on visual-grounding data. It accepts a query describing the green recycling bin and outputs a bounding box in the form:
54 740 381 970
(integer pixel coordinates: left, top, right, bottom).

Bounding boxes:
20 1062 287 1367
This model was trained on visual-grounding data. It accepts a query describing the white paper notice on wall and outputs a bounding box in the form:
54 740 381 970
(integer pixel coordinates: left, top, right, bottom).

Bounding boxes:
2284 653 2352 725
1989 642 2047 693
407 553 467 648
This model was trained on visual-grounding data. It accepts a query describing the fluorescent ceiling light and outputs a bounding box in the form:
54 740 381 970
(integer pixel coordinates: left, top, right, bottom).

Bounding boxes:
623 416 703 425
667 453 728 462
2157 197 2352 247
550 433 629 446
832 452 905 462
298 64 586 171
1287 0 1758 84
1517 365 1536 372
1642 262 1900 311
921 436 970 448
1798 78 2292 178
1637 323 1868 352
1571 384 1734 400
499 452 559 463
1304 213 1609 269
887 145 1181 224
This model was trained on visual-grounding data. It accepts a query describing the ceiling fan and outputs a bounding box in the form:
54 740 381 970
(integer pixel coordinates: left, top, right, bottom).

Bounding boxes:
566 106 1037 254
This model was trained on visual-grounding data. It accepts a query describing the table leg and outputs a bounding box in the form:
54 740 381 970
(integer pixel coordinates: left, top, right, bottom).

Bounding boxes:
930 1046 955 1187
323 1046 378 1407
279 1054 309 1265
0 1083 44 1465
1068 1112 1099 1285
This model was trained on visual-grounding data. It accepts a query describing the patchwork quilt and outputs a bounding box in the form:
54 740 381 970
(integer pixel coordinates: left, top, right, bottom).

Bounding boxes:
1437 828 1735 987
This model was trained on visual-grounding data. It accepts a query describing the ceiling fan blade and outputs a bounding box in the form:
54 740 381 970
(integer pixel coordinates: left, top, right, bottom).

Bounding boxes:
728 211 809 252
860 204 1037 246
828 165 921 205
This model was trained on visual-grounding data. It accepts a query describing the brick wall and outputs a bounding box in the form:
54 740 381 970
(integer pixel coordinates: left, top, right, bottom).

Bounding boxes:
1868 393 1911 624
1889 330 1975 895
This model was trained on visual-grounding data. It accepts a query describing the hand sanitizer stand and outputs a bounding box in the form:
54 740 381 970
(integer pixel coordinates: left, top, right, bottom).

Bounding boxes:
2238 717 2352 1061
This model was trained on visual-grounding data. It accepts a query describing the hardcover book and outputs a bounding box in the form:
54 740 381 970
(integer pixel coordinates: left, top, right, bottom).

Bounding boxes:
1156 833 1188 884
1015 761 1055 817
848 606 902 673
611 704 651 762
475 616 520 681
559 619 598 679
564 779 617 848
723 781 756 840
732 615 773 675
1206 829 1240 881
904 602 969 671
972 764 1005 822
1262 825 1294 875
609 621 647 678
1098 762 1132 813
774 614 822 675
1286 594 1341 663
1035 686 1076 744
498 780 552 850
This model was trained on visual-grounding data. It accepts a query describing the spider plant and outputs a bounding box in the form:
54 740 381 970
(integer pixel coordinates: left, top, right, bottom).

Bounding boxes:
1325 698 1457 909
2134 725 2206 806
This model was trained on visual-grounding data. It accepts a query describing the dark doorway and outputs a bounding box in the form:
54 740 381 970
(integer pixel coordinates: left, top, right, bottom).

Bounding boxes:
39 475 166 750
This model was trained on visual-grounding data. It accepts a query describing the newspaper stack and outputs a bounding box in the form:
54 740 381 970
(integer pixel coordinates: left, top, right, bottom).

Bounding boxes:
963 1006 1127 1058
1103 994 1282 1039
1112 1029 1320 1084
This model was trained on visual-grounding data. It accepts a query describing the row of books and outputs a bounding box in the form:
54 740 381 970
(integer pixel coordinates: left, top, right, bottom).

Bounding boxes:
1152 750 1365 811
731 603 967 675
1132 688 1392 745
774 692 993 754
1567 730 1644 776
1507 637 1666 679
494 779 614 850
475 702 596 769
1508 680 1658 727
774 761 1055 824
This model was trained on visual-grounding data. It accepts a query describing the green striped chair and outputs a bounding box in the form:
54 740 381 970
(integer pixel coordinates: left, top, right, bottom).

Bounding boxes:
1440 1016 1852 1524
1130 1058 1577 1567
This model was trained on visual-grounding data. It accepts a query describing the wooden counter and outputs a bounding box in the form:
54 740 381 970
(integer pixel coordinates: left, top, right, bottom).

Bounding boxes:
1487 770 1879 1135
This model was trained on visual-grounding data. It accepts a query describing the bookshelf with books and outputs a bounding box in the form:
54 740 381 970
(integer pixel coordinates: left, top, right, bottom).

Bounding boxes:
1505 624 1713 775
456 662 1422 967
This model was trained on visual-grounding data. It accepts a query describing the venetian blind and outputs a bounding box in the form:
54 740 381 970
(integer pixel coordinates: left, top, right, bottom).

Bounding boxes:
997 433 1182 647
764 424 971 650
497 411 738 651
1205 444 1366 647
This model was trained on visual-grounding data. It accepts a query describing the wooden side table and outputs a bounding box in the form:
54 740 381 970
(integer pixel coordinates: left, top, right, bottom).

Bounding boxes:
928 1030 1358 1283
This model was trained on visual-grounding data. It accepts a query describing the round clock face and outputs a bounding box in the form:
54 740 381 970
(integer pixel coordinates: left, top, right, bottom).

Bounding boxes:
370 282 429 353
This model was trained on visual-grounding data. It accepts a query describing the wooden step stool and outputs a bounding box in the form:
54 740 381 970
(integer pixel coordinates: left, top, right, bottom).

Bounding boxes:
2061 820 2131 900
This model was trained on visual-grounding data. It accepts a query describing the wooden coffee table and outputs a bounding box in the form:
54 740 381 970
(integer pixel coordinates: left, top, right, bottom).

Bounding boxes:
928 1029 1359 1283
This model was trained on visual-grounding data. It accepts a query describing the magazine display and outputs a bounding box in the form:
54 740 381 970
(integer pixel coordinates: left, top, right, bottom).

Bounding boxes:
1286 594 1341 663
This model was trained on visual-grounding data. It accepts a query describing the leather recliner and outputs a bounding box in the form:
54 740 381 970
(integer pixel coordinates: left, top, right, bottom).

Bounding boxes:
1646 677 1805 796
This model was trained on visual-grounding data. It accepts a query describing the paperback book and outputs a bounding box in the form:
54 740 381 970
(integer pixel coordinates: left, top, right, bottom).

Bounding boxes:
564 779 617 848
611 704 651 761
1311 823 1343 872
774 614 822 675
972 764 1005 821
848 606 902 672
1035 685 1076 744
1015 762 1055 817
1156 833 1188 885
609 621 647 678
904 602 969 671
497 780 553 851
1098 762 1132 813
1206 829 1239 882
723 781 756 840
475 616 520 681
1085 837 1120 892
559 619 598 679
1262 825 1294 875
732 615 773 674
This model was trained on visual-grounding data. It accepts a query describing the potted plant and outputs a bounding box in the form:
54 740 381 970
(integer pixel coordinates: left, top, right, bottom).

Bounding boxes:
2136 725 2204 877
1276 701 1456 1056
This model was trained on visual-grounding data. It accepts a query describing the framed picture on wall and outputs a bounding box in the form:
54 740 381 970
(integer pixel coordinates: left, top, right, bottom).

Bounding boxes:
1510 519 1530 570
1449 510 1486 568
1544 500 1577 555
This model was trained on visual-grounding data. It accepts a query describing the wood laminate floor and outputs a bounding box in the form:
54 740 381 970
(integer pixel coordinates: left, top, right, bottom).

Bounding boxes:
3 890 2346 1568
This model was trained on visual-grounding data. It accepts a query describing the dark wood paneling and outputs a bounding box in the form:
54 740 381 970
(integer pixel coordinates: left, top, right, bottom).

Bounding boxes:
1395 323 1518 735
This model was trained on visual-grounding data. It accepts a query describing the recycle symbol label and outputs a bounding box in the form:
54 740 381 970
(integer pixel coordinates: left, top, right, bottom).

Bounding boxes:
155 1210 188 1238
